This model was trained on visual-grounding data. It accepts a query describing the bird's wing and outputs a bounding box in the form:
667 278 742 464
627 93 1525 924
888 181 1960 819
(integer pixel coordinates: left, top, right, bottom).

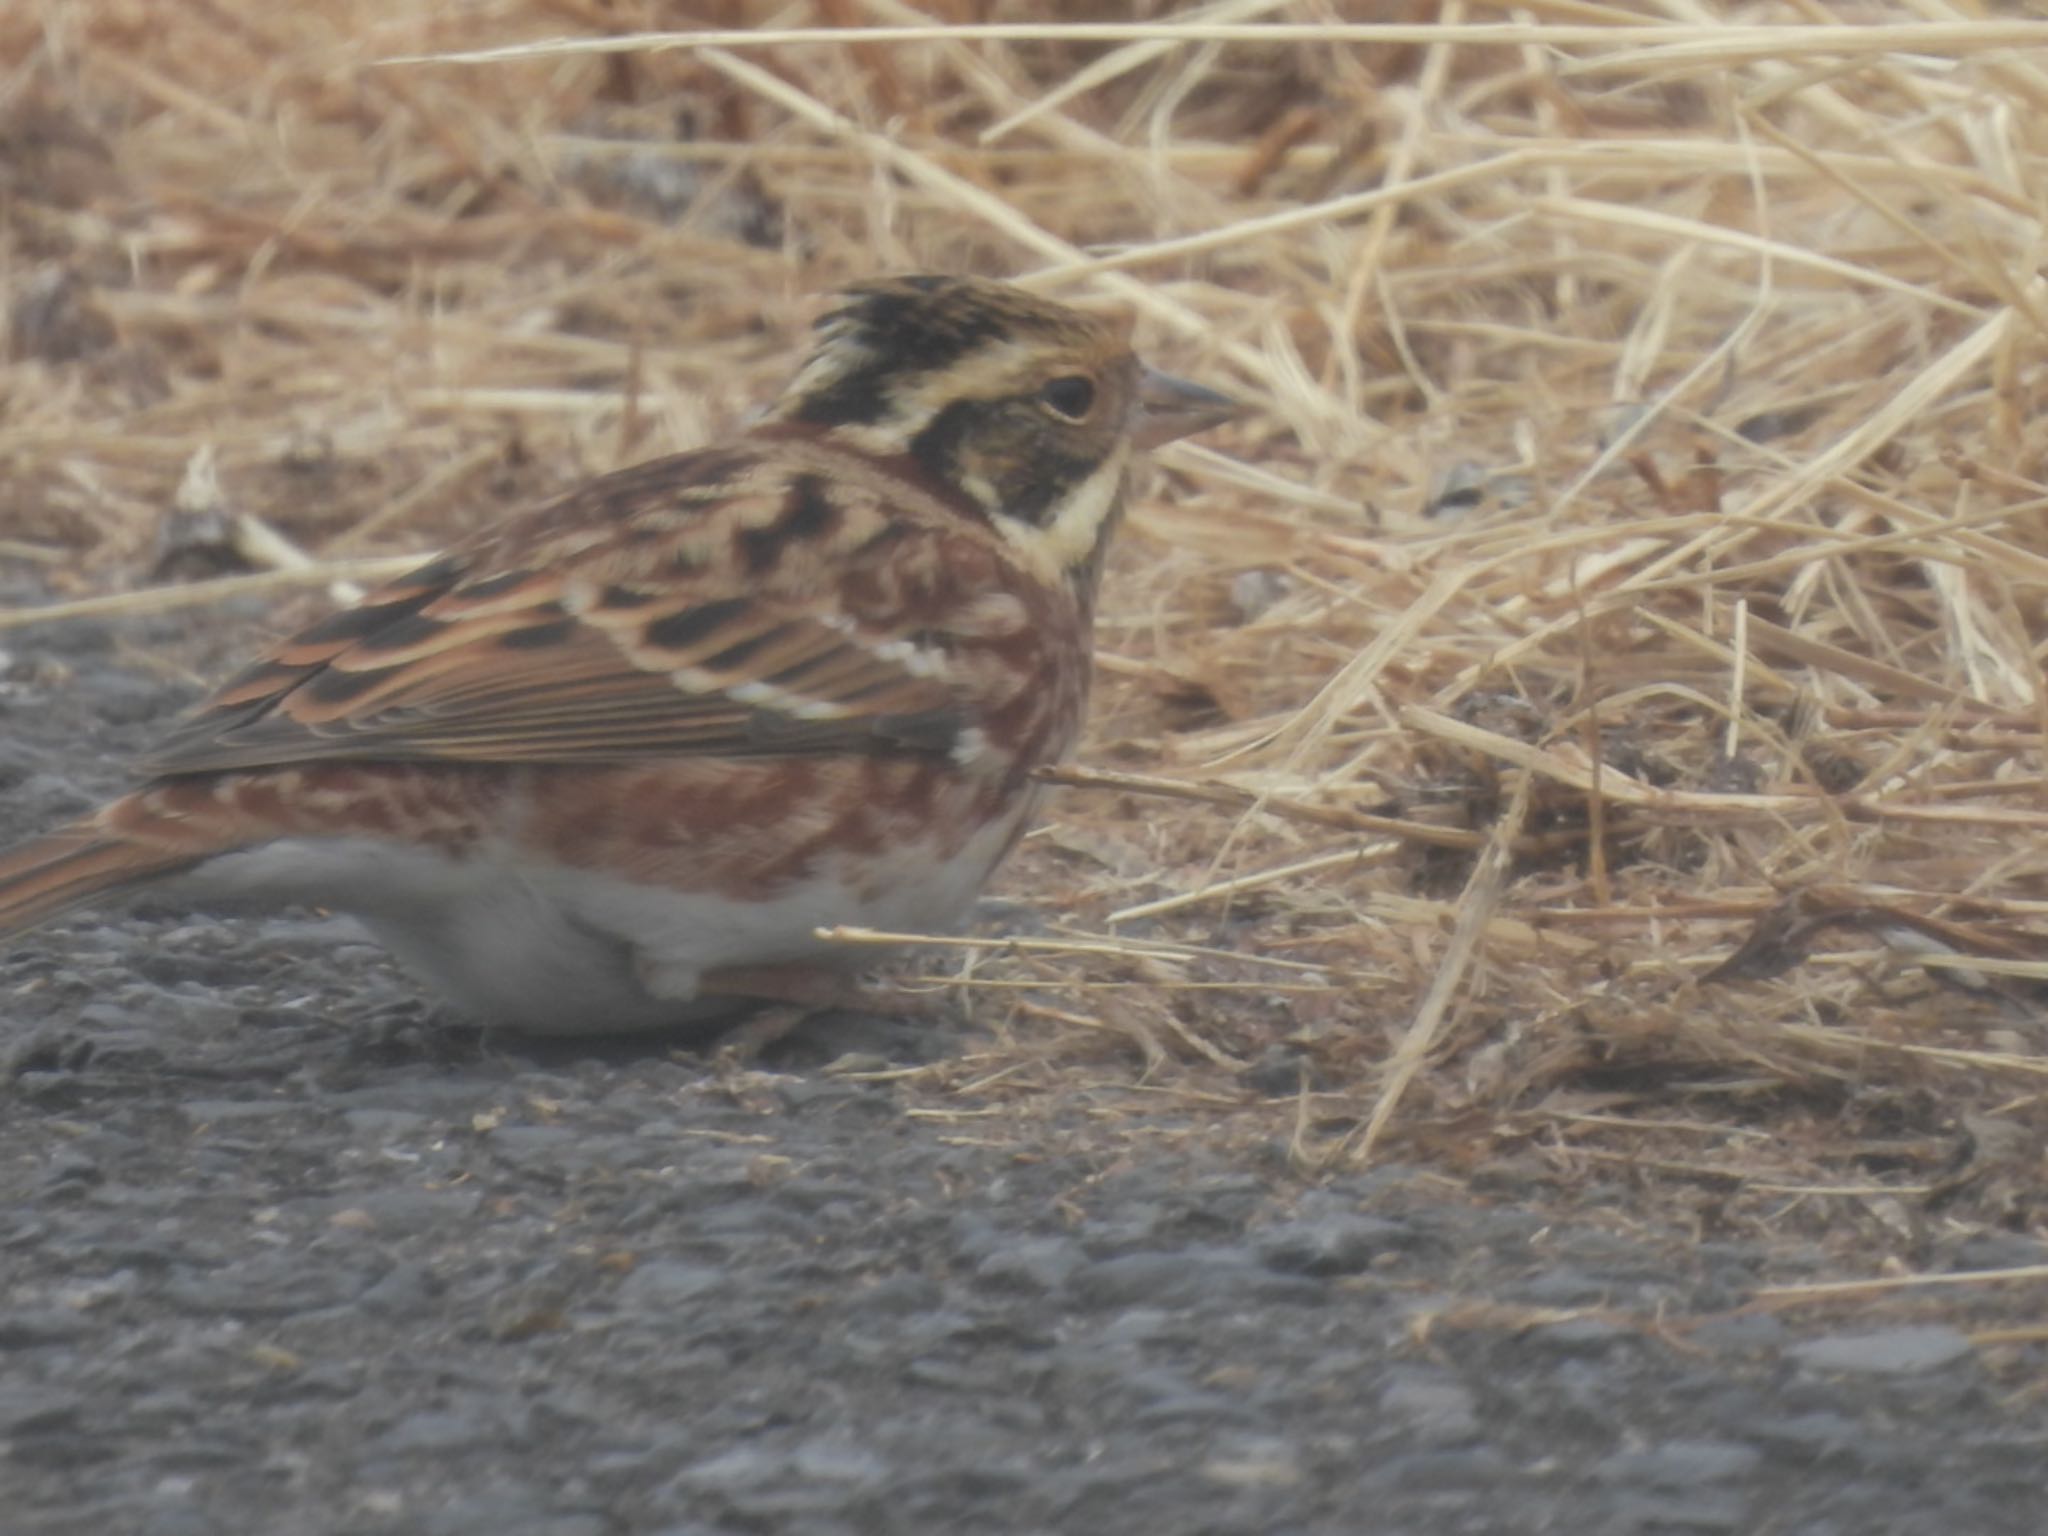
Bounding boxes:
142 443 1023 773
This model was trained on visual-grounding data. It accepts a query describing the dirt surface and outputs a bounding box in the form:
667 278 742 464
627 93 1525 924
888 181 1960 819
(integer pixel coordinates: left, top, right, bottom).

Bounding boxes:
4 608 2046 1536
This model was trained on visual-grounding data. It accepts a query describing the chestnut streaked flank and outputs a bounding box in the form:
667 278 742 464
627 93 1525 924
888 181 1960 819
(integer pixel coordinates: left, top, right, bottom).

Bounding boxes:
0 275 1238 1035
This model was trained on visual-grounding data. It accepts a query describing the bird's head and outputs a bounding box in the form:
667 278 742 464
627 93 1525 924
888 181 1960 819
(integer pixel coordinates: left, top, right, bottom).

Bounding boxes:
771 274 1238 581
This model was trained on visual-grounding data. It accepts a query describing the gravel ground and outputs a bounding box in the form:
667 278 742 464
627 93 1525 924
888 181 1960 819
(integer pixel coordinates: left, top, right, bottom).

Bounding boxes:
4 608 2046 1536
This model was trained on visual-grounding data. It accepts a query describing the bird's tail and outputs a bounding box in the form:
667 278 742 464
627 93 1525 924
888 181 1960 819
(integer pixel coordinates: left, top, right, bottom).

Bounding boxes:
0 821 202 939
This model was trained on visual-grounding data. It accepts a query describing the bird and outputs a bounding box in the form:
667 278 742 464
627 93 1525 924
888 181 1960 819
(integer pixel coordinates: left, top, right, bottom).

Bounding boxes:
0 275 1239 1035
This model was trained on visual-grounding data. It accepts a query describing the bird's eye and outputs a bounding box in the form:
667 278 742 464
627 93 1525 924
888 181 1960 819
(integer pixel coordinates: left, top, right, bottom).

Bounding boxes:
1038 375 1096 421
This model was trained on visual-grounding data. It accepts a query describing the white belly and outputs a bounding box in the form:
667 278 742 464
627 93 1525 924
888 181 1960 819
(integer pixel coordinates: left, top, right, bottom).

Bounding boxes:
183 801 1028 1034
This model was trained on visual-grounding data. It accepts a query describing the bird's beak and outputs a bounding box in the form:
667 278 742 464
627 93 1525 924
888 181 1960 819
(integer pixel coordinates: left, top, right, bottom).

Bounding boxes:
1131 366 1242 449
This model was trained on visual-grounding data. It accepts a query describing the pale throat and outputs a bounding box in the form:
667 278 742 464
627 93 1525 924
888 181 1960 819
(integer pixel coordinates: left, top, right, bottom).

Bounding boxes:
995 444 1130 585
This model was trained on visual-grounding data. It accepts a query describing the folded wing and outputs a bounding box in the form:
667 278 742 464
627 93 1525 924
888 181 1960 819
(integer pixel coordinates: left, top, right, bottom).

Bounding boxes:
142 455 982 774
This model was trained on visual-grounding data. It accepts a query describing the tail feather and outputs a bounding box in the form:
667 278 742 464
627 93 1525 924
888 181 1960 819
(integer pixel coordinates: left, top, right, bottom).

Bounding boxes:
0 824 203 939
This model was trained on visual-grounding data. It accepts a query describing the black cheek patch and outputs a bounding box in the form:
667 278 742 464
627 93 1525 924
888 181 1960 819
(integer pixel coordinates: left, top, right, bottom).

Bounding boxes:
1001 452 1100 526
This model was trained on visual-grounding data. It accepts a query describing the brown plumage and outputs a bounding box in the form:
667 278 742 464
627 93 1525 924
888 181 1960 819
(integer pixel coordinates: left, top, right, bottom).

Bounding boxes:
0 275 1238 1033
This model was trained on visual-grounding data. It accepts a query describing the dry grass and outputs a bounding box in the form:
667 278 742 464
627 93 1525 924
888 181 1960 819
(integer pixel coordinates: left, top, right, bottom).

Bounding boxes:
9 2 2048 1259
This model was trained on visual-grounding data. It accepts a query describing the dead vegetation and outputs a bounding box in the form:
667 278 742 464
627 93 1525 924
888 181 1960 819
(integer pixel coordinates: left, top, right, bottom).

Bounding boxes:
8 3 2048 1260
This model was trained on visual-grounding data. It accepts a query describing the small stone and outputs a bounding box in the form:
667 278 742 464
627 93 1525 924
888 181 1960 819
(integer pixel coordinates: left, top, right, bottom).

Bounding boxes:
1378 1372 1480 1445
376 1409 495 1455
615 1261 724 1306
1239 1045 1313 1097
1598 1438 1762 1487
162 1256 370 1318
0 1309 93 1348
1952 1233 2048 1269
359 1263 440 1319
672 1445 785 1494
315 1187 480 1235
1600 1489 1750 1531
342 1108 431 1137
1069 1250 1263 1309
486 1124 580 1157
1255 1215 1409 1276
975 1237 1084 1294
1506 1266 1613 1306
845 1272 941 1315
1368 1447 1513 1492
0 1388 82 1434
1200 1433 1300 1487
1744 1411 1864 1455
1789 1325 1973 1376
179 1098 302 1124
1686 1312 1786 1353
1529 1316 1635 1354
